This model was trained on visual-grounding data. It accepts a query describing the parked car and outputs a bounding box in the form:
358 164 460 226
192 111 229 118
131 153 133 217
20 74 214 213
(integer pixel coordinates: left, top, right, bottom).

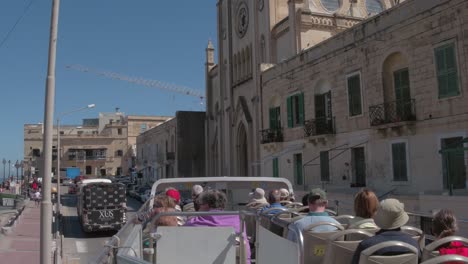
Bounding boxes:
132 186 150 201
74 175 89 184
68 184 77 194
63 179 74 186
140 189 152 203
128 185 140 198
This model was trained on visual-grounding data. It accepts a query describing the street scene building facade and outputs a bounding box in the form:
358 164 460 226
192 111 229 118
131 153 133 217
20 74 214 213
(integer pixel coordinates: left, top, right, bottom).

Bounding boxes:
23 110 172 179
205 0 400 177
136 111 206 185
206 0 468 217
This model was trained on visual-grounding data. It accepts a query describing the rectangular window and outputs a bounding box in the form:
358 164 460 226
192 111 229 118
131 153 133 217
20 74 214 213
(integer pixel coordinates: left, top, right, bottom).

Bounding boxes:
287 93 305 127
347 74 362 116
352 147 366 187
141 123 147 133
392 142 408 181
320 151 330 182
85 165 92 175
273 158 279 178
269 107 281 129
117 128 122 135
435 43 459 98
293 154 303 185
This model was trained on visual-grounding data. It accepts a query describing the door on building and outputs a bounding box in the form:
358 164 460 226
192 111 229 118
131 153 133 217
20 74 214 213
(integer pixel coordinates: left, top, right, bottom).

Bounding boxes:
352 147 366 187
86 166 92 175
100 168 106 176
441 137 466 189
315 91 333 134
393 68 412 120
293 154 303 185
237 123 248 176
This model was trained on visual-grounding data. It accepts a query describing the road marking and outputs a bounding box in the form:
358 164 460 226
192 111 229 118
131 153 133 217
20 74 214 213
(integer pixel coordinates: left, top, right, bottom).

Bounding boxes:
76 240 88 253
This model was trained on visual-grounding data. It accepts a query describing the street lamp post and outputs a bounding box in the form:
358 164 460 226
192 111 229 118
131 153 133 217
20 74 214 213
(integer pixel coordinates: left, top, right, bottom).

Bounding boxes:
15 161 20 194
2 159 5 185
20 161 24 194
56 103 95 214
41 0 60 263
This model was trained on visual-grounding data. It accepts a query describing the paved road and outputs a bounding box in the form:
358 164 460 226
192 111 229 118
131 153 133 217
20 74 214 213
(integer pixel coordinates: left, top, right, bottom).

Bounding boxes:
60 189 142 264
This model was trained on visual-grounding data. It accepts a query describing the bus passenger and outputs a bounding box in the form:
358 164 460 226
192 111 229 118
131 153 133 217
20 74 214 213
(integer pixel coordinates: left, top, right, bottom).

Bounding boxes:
137 194 176 224
348 189 379 229
351 198 421 264
432 209 468 259
260 189 286 215
246 188 268 210
279 188 290 201
287 188 340 242
185 190 251 263
166 188 185 225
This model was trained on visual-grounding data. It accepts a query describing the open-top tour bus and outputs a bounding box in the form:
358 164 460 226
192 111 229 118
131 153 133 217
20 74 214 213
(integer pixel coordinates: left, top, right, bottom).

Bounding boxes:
92 177 468 264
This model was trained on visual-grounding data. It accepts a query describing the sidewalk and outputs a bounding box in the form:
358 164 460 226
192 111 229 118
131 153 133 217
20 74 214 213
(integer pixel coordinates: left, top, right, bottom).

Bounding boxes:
0 200 42 263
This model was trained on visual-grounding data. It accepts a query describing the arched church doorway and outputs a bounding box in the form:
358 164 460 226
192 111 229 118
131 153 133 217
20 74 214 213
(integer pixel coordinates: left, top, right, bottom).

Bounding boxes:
237 123 248 176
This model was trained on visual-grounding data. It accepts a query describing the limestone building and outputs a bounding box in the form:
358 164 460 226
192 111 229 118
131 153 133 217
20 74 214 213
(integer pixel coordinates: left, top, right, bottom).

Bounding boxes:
23 111 171 179
206 0 468 219
206 0 399 176
136 111 206 185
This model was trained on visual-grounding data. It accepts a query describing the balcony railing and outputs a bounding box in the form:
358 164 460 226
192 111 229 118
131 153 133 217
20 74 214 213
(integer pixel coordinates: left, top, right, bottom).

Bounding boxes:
304 117 335 137
369 99 416 126
260 128 283 144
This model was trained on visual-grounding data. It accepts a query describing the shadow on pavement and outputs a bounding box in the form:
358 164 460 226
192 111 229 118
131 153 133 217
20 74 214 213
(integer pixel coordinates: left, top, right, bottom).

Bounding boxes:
62 215 117 239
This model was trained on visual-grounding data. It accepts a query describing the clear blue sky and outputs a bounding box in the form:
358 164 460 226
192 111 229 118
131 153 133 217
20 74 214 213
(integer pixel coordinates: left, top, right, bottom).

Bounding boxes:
0 0 217 175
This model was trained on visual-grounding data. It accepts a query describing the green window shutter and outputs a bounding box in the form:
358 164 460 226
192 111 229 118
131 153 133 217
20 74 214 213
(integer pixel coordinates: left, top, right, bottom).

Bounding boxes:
269 108 276 129
298 93 305 125
294 154 303 185
392 143 408 181
435 44 459 98
320 151 330 182
394 69 410 101
348 75 362 116
287 96 293 128
273 158 279 178
275 107 281 128
315 94 325 118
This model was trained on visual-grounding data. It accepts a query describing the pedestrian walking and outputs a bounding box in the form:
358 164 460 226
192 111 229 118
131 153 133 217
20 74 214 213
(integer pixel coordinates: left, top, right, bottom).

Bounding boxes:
34 188 41 207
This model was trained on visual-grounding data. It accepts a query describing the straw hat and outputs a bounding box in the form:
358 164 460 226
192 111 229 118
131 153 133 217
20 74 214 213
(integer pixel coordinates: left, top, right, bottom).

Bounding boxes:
248 188 267 204
279 188 290 199
374 198 409 230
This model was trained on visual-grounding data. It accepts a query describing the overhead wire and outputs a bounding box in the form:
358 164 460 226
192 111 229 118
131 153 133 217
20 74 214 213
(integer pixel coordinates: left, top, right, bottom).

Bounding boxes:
0 0 36 50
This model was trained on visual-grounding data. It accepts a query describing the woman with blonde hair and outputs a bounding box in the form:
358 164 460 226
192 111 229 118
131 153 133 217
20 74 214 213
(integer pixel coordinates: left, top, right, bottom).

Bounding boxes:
348 189 379 229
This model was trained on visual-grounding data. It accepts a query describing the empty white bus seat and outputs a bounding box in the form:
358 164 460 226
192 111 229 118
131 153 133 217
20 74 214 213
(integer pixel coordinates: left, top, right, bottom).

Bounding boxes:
422 236 468 261
284 202 304 209
333 215 355 229
303 221 345 264
420 254 468 264
322 229 374 264
358 241 419 264
401 225 425 249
